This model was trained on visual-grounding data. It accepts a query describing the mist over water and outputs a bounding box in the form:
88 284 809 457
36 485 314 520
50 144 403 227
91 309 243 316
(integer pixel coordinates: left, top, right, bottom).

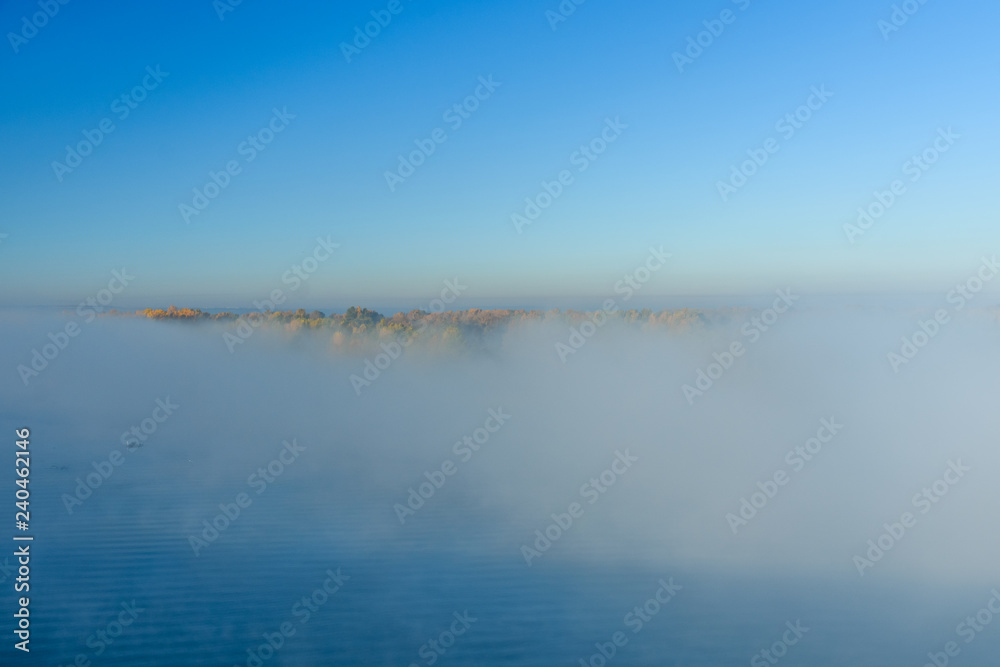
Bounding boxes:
4 0 998 663
2 307 999 665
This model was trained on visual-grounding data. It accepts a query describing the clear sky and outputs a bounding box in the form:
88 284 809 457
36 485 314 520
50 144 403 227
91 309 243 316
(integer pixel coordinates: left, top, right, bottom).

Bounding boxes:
1 0 998 309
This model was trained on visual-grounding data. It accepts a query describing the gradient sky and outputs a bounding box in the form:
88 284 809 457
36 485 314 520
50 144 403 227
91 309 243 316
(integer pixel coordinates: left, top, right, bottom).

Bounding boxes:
1 0 998 309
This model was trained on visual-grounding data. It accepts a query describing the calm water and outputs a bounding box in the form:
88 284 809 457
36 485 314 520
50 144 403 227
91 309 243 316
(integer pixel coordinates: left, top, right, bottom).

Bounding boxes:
0 447 992 666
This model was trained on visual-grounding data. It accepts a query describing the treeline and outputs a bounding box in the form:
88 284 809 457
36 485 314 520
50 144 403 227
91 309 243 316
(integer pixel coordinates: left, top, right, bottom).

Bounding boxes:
121 304 749 350
122 305 1000 351
130 305 735 328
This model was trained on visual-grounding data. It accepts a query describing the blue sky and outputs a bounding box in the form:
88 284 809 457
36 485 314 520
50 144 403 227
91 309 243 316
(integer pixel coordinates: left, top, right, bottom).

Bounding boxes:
1 0 998 309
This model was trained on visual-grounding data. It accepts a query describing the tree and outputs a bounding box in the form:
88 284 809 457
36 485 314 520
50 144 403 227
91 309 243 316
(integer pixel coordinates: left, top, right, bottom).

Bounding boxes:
343 306 384 330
